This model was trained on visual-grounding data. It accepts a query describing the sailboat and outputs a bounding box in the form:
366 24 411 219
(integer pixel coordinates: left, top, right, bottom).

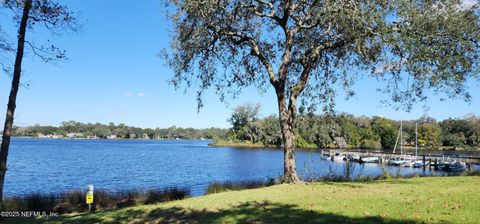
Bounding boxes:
411 123 425 168
390 121 414 166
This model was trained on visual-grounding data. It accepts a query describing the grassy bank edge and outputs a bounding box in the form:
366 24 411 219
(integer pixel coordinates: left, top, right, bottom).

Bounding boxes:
21 176 480 224
208 140 320 149
208 141 277 148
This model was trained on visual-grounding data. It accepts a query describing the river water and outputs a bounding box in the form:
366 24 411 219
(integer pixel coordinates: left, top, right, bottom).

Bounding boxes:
4 138 468 196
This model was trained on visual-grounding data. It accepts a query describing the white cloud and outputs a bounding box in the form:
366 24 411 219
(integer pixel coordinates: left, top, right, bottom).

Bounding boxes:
125 92 146 97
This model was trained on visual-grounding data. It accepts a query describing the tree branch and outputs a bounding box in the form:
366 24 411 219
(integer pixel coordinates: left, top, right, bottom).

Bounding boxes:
291 38 342 100
280 0 292 30
240 1 281 25
25 40 50 61
24 40 65 62
216 29 278 86
246 36 278 86
278 28 297 82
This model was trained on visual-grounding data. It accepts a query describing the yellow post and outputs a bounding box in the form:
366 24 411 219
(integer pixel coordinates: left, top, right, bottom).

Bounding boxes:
86 185 94 212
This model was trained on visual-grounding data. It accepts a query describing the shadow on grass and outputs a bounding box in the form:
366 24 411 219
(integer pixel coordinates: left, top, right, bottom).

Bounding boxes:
29 201 418 224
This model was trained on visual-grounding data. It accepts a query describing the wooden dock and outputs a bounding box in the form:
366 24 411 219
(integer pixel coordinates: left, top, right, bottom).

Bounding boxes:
321 149 480 170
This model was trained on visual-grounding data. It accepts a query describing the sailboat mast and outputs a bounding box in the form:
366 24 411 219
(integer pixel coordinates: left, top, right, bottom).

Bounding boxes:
415 122 418 158
393 128 399 154
400 120 403 155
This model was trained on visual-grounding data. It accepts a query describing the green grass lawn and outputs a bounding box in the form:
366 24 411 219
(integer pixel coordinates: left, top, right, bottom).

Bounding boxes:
10 176 480 224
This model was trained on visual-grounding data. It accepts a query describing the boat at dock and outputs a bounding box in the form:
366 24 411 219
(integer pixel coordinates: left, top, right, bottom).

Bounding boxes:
361 156 379 163
440 161 466 172
391 120 409 165
389 121 418 167
345 154 360 162
331 152 345 162
389 157 411 166
321 153 331 160
412 160 427 168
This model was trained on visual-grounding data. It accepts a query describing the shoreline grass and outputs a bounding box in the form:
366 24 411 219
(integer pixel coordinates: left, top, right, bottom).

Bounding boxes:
2 187 189 215
205 179 277 195
209 140 321 149
13 176 479 224
208 141 277 148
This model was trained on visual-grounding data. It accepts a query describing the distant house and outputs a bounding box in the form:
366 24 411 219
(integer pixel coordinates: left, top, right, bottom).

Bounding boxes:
66 133 82 138
107 134 118 139
129 133 137 139
47 134 62 139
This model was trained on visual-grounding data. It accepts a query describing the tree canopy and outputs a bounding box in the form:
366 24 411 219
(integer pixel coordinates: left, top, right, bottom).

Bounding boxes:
164 0 479 111
163 0 480 183
224 107 480 150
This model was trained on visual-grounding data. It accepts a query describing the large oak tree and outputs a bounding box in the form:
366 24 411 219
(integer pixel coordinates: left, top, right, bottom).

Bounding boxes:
164 0 479 183
0 0 79 208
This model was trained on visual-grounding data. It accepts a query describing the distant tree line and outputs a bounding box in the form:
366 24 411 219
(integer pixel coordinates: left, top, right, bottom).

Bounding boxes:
8 110 480 151
11 121 228 140
226 104 480 150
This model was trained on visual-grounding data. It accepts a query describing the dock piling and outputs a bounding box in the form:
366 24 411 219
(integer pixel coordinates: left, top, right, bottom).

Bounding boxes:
423 155 426 170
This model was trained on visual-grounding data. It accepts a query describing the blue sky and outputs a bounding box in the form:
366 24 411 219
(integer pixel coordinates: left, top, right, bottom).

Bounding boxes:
0 0 479 129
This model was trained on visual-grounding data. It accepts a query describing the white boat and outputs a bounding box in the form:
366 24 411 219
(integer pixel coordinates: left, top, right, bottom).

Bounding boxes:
361 156 379 163
412 160 424 168
321 154 330 160
402 161 413 167
331 152 345 162
346 154 359 162
389 158 410 166
350 154 361 162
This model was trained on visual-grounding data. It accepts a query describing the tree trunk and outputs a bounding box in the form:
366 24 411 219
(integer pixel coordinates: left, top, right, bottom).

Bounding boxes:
282 124 300 183
0 0 31 209
276 90 301 184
